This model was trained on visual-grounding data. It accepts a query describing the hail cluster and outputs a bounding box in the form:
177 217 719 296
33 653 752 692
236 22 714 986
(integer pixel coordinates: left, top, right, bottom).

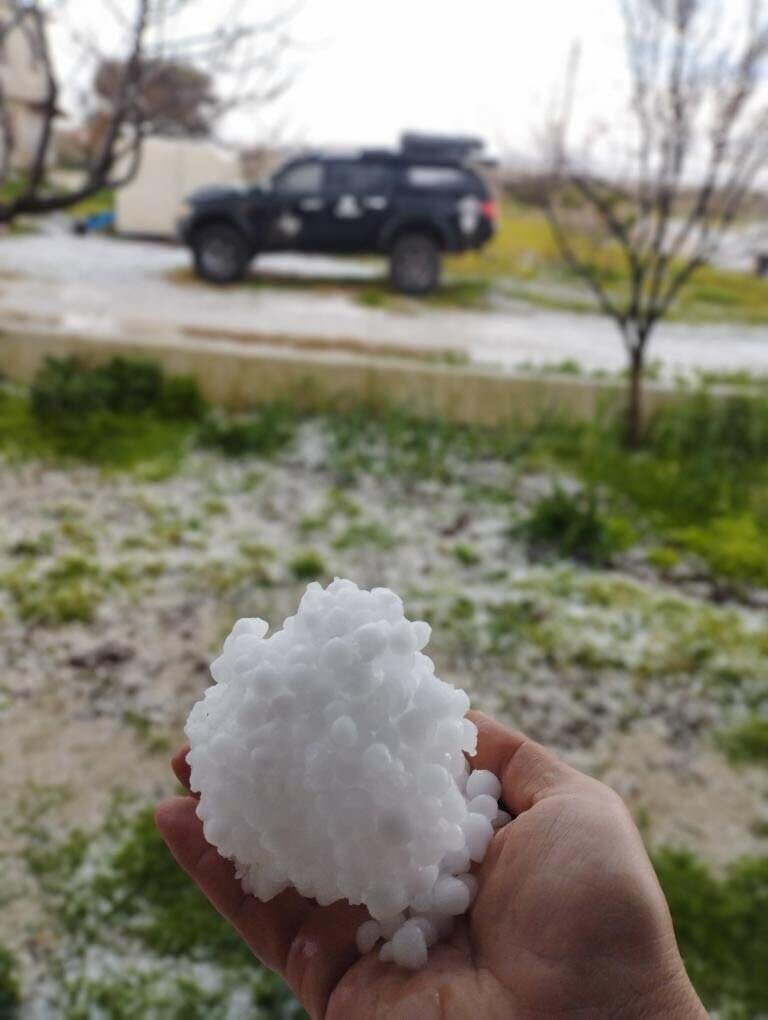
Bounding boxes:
186 579 510 969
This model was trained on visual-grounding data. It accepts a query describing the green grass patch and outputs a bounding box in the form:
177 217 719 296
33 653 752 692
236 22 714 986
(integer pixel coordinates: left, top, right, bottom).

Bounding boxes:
324 401 525 483
455 570 768 701
717 716 768 765
26 805 303 1018
518 488 635 567
332 521 396 551
646 545 681 571
6 359 768 591
516 357 584 376
0 944 21 1017
67 187 114 219
670 515 768 587
31 356 205 422
121 711 172 755
453 543 481 566
653 849 768 1018
356 276 491 311
196 543 275 596
1 555 107 625
0 545 161 626
7 531 55 558
289 551 327 581
449 199 768 325
0 357 205 474
198 404 298 458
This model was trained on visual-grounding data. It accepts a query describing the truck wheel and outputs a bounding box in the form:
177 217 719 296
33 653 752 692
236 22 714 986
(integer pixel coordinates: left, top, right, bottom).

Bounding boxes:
389 233 441 295
192 224 249 284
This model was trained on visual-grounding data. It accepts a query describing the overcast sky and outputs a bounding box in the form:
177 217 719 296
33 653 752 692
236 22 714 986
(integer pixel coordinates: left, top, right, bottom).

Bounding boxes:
51 0 630 159
220 0 628 159
242 0 629 159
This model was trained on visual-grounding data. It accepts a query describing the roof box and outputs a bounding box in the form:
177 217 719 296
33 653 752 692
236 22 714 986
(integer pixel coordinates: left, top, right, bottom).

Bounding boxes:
400 132 485 163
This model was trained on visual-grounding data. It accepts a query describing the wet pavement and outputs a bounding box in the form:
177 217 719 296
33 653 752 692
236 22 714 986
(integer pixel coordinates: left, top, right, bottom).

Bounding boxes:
2 232 768 378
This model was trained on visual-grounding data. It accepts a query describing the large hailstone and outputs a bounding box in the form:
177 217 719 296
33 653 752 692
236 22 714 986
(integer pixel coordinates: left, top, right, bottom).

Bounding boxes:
185 578 509 969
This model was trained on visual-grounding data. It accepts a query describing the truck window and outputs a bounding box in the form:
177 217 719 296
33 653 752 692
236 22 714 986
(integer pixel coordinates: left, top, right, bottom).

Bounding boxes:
327 162 391 194
406 166 472 190
274 161 324 194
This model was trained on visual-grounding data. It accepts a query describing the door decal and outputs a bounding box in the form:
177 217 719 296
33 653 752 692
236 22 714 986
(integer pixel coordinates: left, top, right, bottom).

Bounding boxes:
277 212 302 237
335 194 362 218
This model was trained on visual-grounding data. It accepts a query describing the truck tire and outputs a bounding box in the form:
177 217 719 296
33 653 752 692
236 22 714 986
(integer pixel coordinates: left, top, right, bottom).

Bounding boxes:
389 233 441 295
192 224 249 284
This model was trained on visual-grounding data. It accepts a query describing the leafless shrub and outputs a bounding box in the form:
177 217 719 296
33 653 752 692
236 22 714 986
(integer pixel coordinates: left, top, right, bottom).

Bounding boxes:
545 0 768 443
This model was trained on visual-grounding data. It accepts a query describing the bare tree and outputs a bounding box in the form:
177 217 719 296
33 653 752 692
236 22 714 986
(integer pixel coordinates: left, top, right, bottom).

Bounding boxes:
0 0 295 223
545 0 768 445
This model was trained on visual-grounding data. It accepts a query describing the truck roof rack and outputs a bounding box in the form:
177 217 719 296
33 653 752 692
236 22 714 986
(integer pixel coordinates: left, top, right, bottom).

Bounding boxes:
400 132 485 163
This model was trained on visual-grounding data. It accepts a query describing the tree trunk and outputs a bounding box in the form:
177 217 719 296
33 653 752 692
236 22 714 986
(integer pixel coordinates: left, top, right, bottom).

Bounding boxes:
625 345 644 448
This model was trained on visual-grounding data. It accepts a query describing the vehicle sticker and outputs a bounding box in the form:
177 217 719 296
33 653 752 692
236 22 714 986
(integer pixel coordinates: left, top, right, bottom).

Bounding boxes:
335 195 363 218
457 195 481 234
277 212 302 237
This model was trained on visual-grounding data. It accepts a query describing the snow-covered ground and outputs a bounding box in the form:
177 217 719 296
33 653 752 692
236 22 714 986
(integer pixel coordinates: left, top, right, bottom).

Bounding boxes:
1 417 765 1014
4 232 768 379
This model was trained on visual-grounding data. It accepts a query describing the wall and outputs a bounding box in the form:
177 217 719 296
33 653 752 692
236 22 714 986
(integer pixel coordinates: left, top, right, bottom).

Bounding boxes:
0 323 678 428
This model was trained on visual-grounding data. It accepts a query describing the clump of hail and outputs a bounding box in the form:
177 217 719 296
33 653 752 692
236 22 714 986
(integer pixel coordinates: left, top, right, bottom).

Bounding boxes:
186 579 509 969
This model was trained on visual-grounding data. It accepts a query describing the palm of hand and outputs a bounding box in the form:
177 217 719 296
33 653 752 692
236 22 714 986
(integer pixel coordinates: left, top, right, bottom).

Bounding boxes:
328 793 678 1019
156 713 701 1020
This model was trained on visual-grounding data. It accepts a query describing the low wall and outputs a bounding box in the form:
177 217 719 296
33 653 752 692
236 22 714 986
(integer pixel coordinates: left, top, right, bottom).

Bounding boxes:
0 324 676 427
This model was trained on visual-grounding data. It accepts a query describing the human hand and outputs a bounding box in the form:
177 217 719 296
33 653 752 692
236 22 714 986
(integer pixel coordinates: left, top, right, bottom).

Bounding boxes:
155 711 706 1019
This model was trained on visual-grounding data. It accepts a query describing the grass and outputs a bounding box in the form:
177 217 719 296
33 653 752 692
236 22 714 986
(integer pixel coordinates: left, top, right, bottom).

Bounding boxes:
452 201 768 325
0 357 205 475
22 797 765 1019
453 543 481 567
0 944 20 1017
321 391 754 514
288 551 327 581
518 488 635 567
426 569 768 703
170 264 492 312
357 276 492 311
670 515 768 587
198 405 298 458
121 711 172 755
196 545 275 596
653 849 768 1018
66 187 114 220
26 804 304 1019
1 554 107 625
516 357 584 377
717 716 768 765
2 360 767 1017
5 358 768 591
332 521 396 551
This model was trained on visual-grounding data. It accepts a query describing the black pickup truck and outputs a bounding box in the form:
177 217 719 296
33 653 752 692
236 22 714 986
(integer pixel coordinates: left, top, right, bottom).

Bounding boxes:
178 133 497 294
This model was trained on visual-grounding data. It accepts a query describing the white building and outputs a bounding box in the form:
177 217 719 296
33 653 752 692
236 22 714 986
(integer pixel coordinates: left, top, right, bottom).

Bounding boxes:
0 1 59 173
116 136 243 238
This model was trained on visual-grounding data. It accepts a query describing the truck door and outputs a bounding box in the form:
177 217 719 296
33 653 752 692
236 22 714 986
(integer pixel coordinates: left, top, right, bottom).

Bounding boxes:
267 159 331 252
323 160 393 253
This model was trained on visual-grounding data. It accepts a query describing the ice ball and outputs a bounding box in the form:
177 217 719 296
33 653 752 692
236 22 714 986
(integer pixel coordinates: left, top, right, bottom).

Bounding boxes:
185 579 507 969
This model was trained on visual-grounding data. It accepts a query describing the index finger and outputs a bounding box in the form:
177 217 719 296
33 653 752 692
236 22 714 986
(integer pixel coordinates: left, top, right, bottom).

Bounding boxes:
467 710 593 815
171 742 195 794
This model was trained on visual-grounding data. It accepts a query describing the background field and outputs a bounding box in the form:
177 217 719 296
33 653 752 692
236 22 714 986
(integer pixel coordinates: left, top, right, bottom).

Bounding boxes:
0 359 766 1018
